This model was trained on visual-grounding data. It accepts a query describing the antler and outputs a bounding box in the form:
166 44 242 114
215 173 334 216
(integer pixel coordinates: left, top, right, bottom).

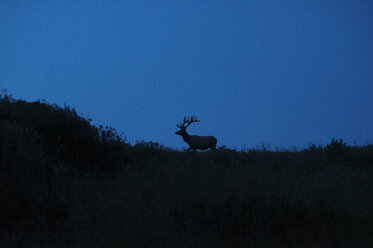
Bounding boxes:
176 116 200 129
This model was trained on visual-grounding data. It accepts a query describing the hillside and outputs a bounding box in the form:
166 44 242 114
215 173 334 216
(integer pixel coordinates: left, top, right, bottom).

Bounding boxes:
1 91 373 248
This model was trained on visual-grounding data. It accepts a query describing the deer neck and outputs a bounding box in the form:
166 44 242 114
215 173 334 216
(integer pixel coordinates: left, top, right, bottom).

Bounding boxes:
181 131 190 142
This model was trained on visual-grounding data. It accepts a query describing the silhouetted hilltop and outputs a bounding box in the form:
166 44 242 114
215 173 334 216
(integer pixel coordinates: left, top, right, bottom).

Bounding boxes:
1 91 373 247
0 91 129 171
1 91 372 168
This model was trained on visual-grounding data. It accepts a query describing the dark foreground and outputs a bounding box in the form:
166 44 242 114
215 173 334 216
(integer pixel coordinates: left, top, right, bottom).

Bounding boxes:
1 92 373 247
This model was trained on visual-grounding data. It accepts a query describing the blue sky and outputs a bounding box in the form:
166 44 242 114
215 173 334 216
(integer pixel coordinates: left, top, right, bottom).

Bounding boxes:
1 0 372 149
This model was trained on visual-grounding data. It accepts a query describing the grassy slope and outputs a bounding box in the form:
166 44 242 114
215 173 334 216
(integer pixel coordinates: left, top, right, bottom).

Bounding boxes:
0 92 373 248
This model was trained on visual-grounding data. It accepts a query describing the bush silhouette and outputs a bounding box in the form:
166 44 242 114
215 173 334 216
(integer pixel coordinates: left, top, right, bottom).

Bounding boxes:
0 90 127 171
326 138 349 163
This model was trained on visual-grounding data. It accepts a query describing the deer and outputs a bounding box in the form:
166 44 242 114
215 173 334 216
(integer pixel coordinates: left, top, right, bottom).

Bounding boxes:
175 116 217 151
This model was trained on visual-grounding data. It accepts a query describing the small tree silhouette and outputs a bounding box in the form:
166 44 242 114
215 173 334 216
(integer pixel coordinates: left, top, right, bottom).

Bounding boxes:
326 138 349 162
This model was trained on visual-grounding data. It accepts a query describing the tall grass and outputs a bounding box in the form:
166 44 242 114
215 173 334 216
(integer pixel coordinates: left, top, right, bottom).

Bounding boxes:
1 91 372 247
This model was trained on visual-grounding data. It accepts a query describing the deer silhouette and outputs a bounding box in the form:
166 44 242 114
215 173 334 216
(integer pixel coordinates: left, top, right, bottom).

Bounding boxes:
175 116 217 151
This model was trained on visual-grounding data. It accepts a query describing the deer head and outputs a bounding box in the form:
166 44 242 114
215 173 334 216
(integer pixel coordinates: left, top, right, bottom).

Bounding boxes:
175 116 200 137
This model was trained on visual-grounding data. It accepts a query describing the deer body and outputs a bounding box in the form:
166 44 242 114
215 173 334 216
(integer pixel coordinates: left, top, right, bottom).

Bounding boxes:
175 116 217 151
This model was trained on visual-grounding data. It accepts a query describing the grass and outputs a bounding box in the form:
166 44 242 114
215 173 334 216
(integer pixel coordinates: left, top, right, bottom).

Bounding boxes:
1 90 373 247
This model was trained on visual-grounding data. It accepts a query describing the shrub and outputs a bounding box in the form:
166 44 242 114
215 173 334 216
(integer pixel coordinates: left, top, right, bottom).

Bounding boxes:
326 138 349 163
0 90 128 171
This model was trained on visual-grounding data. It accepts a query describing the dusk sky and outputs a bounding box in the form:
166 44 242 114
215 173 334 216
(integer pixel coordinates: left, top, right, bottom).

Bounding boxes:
1 0 372 150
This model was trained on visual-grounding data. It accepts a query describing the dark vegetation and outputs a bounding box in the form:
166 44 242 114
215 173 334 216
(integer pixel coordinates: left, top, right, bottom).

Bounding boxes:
1 90 373 247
